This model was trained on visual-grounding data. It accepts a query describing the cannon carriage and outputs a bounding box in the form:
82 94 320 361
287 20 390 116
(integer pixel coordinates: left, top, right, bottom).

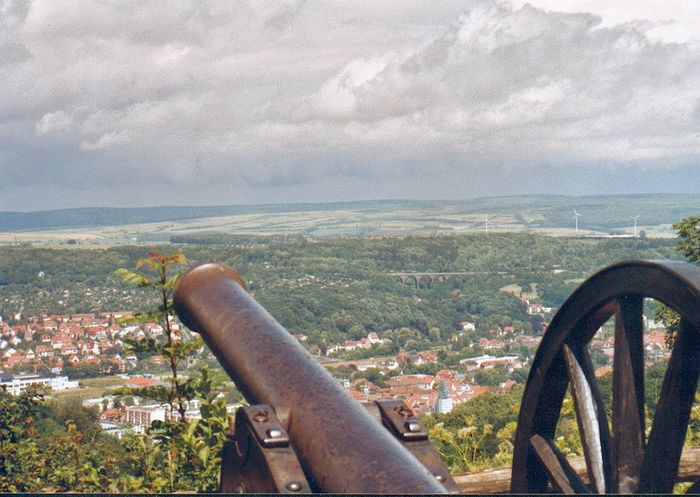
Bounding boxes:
173 259 700 494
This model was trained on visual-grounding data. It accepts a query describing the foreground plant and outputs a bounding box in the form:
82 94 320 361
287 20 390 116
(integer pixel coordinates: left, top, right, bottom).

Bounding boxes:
114 252 230 492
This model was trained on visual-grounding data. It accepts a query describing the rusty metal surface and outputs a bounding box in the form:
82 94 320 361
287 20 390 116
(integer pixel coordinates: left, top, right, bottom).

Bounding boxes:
174 263 447 494
511 260 700 494
364 399 460 493
376 398 430 442
221 404 311 493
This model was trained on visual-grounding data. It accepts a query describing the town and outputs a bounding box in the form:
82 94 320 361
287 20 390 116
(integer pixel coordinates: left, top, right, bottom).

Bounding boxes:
0 300 672 435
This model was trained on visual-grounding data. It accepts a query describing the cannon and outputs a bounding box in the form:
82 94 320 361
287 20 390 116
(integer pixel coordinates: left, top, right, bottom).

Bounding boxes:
173 263 457 494
173 259 700 494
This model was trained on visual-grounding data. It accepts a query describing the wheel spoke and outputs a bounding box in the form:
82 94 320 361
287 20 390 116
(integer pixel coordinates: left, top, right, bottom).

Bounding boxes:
563 345 610 493
612 296 645 493
638 319 700 493
530 434 590 494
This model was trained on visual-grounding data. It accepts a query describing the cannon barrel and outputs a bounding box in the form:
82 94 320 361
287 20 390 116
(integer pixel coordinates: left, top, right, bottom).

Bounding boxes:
173 263 448 494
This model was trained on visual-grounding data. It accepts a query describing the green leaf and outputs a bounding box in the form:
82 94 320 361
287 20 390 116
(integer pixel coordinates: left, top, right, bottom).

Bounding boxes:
115 268 153 287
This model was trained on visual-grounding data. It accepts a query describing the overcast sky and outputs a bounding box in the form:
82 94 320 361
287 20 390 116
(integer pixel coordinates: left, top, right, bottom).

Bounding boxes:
2 0 700 211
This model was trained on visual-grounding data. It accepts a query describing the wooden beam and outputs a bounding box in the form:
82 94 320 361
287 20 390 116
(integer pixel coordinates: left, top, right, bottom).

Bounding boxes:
452 446 700 494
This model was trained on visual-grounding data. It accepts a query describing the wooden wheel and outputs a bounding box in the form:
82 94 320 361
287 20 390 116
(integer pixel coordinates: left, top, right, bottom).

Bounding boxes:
511 260 700 494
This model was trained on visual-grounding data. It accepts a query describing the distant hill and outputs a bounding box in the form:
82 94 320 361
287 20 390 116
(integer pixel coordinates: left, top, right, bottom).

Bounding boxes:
0 200 406 232
0 195 697 233
443 194 700 232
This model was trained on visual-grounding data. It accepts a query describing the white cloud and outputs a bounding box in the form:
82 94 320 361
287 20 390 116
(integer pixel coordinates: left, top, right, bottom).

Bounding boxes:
80 131 130 151
35 111 73 134
292 1 700 171
1 0 700 210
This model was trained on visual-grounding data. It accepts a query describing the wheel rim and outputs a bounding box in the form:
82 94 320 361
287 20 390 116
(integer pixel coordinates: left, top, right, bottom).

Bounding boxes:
511 260 700 494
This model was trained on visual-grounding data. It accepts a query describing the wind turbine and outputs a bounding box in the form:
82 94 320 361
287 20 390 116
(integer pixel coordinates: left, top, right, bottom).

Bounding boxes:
484 215 490 234
573 209 582 234
631 215 640 237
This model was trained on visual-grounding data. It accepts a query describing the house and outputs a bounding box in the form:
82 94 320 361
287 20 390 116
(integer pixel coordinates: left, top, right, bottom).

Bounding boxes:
446 382 489 404
144 322 164 336
379 358 399 370
49 314 71 323
51 333 72 349
418 352 438 364
110 354 127 372
81 356 101 366
595 366 613 378
5 354 28 368
396 351 412 366
644 331 667 348
478 337 506 350
80 341 100 356
68 325 85 340
124 404 166 429
434 369 459 381
60 343 79 356
10 325 27 337
42 320 58 332
460 354 521 370
126 375 159 388
100 407 125 423
498 379 517 393
404 391 438 415
0 373 79 395
35 345 54 358
528 303 553 316
459 321 476 332
386 374 434 391
71 313 96 324
86 326 107 340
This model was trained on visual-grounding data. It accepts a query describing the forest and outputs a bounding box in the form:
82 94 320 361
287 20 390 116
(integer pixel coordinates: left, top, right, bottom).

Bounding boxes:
0 233 679 349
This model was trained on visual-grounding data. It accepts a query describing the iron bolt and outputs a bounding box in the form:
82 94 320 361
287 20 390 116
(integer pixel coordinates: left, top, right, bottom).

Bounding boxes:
435 475 445 482
394 406 414 418
267 428 284 438
286 482 302 492
406 421 422 433
252 410 269 422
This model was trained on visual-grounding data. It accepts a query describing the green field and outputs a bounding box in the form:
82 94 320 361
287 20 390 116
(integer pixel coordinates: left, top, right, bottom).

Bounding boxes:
500 283 539 300
50 375 125 403
1 194 695 247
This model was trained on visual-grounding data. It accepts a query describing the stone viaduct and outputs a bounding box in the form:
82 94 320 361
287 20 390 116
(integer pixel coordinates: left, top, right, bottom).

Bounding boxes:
388 272 471 289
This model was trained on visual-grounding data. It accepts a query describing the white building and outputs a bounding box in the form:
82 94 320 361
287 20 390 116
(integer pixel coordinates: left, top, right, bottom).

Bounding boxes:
0 373 79 395
434 381 454 414
124 404 167 429
460 321 476 332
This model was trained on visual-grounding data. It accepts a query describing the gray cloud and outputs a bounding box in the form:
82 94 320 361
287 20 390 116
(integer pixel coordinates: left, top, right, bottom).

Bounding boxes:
0 0 699 210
